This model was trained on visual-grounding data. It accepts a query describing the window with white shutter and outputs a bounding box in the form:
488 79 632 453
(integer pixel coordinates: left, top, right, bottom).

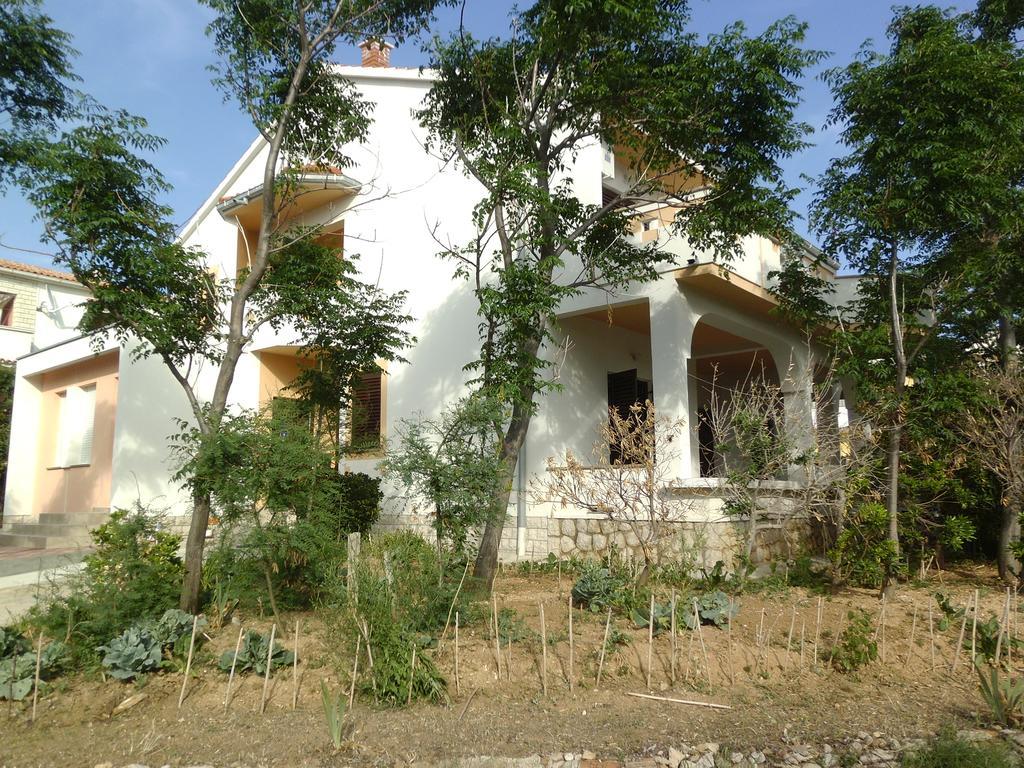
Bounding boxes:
53 384 97 467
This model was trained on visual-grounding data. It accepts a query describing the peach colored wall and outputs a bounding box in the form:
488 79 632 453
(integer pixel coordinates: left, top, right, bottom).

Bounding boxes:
34 351 119 517
257 351 312 406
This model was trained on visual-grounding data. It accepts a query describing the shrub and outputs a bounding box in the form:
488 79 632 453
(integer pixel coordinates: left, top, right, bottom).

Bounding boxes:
335 471 381 535
0 626 29 658
29 504 183 667
829 502 902 588
217 629 293 676
902 727 1013 768
0 640 66 701
830 609 878 672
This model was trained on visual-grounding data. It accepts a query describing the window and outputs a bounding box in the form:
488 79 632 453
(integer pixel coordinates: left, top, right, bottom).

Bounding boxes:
0 293 14 326
606 369 653 465
54 384 96 467
601 185 618 208
349 371 382 451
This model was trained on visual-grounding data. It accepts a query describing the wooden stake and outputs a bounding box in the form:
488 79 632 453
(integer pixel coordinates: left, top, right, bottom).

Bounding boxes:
259 624 276 714
30 633 43 722
757 607 766 649
813 597 822 668
507 629 513 682
928 604 936 671
625 691 732 710
971 588 979 663
540 602 548 696
438 560 470 648
454 611 461 696
906 604 918 664
568 590 575 693
347 635 361 709
952 592 973 672
880 597 888 663
492 595 502 680
407 644 416 706
557 560 562 597
646 592 655 689
597 607 611 688
178 614 199 709
996 588 1010 664
670 590 677 685
727 599 735 684
694 599 712 691
291 619 301 710
799 620 806 669
828 612 845 668
787 604 796 652
224 625 244 711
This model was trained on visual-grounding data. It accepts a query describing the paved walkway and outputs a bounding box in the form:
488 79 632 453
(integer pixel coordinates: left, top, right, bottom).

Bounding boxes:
0 545 90 622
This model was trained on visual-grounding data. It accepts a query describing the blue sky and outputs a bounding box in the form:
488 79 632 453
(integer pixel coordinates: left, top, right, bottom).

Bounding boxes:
0 0 976 270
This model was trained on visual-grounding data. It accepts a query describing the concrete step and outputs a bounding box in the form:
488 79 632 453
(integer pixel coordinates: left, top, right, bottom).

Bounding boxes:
0 532 86 549
37 512 110 526
7 523 95 538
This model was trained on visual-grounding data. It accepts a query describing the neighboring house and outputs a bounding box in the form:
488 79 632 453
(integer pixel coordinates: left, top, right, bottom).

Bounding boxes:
2 43 858 563
0 259 88 364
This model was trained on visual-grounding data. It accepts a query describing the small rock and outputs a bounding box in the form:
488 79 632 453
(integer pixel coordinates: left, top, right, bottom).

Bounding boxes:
730 753 744 764
667 748 684 768
111 693 148 716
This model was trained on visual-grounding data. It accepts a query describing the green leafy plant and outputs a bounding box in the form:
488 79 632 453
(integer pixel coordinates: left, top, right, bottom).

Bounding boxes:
976 660 1024 727
217 630 293 676
902 727 1013 768
98 627 163 681
28 504 183 668
829 503 902 588
0 640 66 701
320 680 347 749
494 608 537 645
632 601 675 636
934 592 964 632
681 590 737 630
571 563 631 614
153 609 208 658
0 626 28 658
830 609 878 673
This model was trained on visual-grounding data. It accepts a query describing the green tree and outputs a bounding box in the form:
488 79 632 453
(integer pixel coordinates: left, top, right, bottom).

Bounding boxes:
420 0 823 588
812 5 1024 587
25 1 445 611
0 0 77 186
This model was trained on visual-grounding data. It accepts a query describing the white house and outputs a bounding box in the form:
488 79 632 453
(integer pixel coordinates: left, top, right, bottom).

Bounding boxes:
0 259 88 364
1 43 855 563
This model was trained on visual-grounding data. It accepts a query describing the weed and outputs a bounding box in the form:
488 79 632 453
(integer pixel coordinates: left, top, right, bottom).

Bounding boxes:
830 609 878 672
902 727 1013 767
320 680 347 749
976 659 1024 727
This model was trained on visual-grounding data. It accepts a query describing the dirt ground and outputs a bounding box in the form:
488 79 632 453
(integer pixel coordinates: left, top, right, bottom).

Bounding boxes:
2 564 1014 767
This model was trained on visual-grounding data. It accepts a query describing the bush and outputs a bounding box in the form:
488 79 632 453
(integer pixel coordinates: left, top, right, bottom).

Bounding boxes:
830 609 878 673
0 640 66 700
335 471 381 535
571 562 632 614
29 504 183 668
902 727 1013 768
830 503 902 588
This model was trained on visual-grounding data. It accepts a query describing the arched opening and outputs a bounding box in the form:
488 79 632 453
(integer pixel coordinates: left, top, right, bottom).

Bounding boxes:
691 319 780 478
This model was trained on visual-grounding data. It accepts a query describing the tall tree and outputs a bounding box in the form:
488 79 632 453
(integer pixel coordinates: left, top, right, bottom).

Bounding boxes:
420 0 822 588
813 5 1024 586
27 1 444 611
0 0 77 187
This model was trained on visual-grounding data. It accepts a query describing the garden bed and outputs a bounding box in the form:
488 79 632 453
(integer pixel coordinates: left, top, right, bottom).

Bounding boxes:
3 564 1014 767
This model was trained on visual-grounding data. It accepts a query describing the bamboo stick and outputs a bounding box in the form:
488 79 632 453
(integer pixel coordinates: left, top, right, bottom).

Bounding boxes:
906 605 918 664
813 597 822 668
30 633 43 722
694 598 711 691
996 588 1010 664
540 602 548 696
568 590 575 693
971 588 979 664
492 595 502 680
347 635 361 709
726 600 735 685
952 592 973 672
928 604 935 671
670 589 677 685
646 592 655 689
625 691 732 710
787 604 796 652
407 644 416 706
259 624 276 714
224 625 244 711
292 619 300 710
799 620 806 669
438 561 470 648
454 611 461 696
597 607 611 688
178 615 199 709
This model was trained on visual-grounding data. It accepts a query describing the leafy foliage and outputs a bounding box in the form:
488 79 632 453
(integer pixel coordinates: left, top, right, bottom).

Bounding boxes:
976 660 1024 728
218 630 293 676
680 590 737 630
571 563 632 614
98 627 163 681
0 640 65 701
320 680 347 749
902 726 1014 768
28 504 183 667
830 609 878 673
830 503 901 588
0 626 28 658
381 394 506 553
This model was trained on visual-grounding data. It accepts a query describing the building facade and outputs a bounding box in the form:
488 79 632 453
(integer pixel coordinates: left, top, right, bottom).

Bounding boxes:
1 49 856 563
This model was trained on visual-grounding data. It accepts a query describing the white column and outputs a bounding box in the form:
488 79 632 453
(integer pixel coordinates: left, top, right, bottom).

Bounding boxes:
649 287 696 482
4 368 42 518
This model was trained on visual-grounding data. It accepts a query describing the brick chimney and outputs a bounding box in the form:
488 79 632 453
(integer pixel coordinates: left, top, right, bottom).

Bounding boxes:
359 39 392 68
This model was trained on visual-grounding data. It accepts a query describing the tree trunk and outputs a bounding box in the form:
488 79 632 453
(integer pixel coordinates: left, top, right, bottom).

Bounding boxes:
998 496 1021 583
886 241 905 556
1000 313 1018 374
179 490 212 612
473 403 534 590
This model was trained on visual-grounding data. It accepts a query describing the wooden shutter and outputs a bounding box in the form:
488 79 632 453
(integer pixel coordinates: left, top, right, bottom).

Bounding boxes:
76 385 96 465
607 369 638 464
351 371 382 449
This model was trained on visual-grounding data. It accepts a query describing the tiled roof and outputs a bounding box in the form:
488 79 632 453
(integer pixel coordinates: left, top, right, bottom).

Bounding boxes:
0 258 79 283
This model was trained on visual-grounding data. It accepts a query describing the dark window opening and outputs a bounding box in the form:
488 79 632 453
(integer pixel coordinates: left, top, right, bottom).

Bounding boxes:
606 368 653 465
350 371 382 451
0 294 14 327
